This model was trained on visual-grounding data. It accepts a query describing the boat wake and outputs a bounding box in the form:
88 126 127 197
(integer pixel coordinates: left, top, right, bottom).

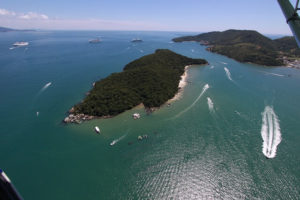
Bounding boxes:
207 97 214 112
210 65 214 69
40 82 52 92
261 106 282 159
110 133 127 146
224 67 233 81
173 84 209 119
268 73 284 77
258 70 285 77
266 72 284 77
220 61 227 64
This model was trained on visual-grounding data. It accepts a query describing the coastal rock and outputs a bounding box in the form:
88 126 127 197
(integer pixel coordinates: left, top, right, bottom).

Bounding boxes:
63 113 97 124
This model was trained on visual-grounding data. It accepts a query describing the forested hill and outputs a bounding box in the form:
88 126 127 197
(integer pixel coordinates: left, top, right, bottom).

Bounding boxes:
172 29 300 66
72 49 208 117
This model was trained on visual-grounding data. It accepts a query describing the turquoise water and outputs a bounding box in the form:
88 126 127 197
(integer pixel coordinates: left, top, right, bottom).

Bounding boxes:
0 31 299 199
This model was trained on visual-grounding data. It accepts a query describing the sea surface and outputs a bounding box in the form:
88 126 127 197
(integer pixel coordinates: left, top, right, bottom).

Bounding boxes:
0 31 299 200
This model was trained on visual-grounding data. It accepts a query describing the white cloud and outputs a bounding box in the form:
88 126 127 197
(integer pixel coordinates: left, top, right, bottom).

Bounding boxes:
19 12 49 20
0 8 163 31
0 8 16 16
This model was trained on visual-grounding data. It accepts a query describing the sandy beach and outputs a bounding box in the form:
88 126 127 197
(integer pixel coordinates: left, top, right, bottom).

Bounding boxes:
168 65 190 103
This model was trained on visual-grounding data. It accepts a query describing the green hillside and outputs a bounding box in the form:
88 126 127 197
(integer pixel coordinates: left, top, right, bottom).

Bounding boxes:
173 29 300 66
72 49 208 117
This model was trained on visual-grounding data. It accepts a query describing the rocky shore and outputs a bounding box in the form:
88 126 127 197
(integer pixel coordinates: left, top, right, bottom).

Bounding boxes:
63 107 111 124
63 113 96 124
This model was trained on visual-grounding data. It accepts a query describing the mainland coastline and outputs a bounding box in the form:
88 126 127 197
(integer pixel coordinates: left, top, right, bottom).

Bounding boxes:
64 50 207 123
173 29 300 68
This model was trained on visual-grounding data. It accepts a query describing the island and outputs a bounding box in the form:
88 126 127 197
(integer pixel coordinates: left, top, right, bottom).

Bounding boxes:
64 49 208 123
0 26 35 32
172 29 300 67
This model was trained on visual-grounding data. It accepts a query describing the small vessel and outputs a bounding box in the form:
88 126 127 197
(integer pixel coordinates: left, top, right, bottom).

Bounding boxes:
131 38 143 42
13 41 29 47
94 126 100 133
138 135 143 140
89 38 101 43
36 111 39 117
133 113 140 119
110 140 116 146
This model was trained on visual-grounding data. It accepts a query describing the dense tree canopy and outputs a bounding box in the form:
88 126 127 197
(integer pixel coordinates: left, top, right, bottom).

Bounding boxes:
73 49 208 117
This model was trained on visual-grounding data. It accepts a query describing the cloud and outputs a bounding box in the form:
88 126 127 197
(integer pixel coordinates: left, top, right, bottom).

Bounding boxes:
0 8 16 16
0 8 163 31
0 8 48 20
19 12 49 20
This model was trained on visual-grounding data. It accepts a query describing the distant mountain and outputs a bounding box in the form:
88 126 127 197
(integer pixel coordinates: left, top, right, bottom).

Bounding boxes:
0 26 35 32
173 29 300 66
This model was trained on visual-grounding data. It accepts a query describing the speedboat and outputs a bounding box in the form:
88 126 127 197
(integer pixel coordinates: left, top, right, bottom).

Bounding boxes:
110 140 116 146
94 126 100 133
133 113 140 119
13 42 29 47
131 38 143 42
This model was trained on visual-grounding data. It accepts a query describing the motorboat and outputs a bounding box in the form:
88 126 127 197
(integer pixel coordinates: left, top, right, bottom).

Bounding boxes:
13 41 29 47
133 113 140 119
94 126 100 133
110 140 116 146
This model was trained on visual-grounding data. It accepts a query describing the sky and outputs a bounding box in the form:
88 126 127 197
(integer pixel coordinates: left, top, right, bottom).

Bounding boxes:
0 0 296 34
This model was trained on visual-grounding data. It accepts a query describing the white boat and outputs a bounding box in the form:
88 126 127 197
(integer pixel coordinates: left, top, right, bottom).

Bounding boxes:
94 126 100 133
133 113 140 119
89 38 101 43
110 140 116 146
131 38 143 42
13 42 29 47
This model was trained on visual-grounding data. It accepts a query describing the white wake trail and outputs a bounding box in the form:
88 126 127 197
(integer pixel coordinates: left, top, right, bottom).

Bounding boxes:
210 65 215 69
224 67 233 81
258 70 285 77
110 133 127 146
41 82 52 92
261 106 282 158
267 72 284 77
173 84 209 119
207 97 214 112
220 61 227 65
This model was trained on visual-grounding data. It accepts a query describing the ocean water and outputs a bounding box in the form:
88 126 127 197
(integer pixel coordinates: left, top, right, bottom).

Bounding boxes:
0 31 299 200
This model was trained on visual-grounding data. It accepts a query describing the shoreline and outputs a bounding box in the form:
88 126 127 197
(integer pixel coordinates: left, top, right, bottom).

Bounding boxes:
168 65 190 103
63 103 144 124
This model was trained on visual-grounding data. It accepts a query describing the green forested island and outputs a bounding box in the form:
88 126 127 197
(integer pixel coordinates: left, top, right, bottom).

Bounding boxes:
64 49 207 123
172 29 300 66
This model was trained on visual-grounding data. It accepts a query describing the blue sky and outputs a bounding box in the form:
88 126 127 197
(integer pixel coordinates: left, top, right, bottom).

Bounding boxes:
0 0 295 34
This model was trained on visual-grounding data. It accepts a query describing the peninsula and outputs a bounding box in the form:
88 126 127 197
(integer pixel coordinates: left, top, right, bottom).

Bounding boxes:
0 26 35 32
64 49 208 123
172 29 300 67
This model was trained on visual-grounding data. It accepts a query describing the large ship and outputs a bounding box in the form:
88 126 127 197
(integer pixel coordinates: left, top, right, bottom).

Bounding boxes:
13 41 29 47
89 38 101 43
131 38 143 42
